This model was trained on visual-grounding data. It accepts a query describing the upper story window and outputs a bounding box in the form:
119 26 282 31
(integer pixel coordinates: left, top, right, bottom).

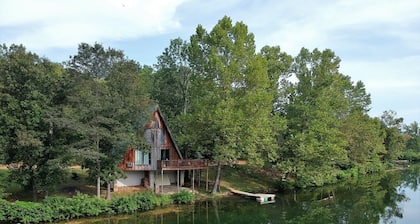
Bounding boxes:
135 150 150 165
161 149 170 160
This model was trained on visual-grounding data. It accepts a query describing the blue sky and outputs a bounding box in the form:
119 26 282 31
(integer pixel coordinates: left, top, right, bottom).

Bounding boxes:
1 0 419 124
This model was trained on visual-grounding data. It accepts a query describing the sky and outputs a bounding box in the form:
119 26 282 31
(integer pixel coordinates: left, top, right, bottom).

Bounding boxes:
1 0 419 124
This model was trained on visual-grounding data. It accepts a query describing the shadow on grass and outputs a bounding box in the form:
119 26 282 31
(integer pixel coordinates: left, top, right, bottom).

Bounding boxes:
0 166 96 201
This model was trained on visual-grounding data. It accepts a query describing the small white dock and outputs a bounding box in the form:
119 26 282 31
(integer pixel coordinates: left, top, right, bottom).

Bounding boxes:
226 186 276 204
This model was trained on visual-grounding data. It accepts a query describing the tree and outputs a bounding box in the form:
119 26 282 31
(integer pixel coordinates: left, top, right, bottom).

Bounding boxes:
403 121 420 152
259 45 293 114
186 16 278 194
0 44 69 200
153 38 192 119
64 43 151 198
340 113 386 173
278 48 374 186
152 38 195 158
380 110 406 163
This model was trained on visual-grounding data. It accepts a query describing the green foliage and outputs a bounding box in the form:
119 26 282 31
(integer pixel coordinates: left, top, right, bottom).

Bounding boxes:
0 191 180 223
403 149 420 161
63 42 153 197
109 191 171 214
110 195 139 214
43 193 111 219
380 110 406 162
171 190 194 204
0 44 70 200
402 121 420 160
276 47 382 188
0 199 8 222
4 200 54 224
154 194 173 206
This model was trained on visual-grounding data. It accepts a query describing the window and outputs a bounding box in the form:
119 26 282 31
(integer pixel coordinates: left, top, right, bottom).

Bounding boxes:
135 150 150 165
161 128 166 145
161 149 169 160
144 129 151 144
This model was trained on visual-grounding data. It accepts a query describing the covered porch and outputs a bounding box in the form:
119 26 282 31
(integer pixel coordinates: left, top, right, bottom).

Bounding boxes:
156 159 210 194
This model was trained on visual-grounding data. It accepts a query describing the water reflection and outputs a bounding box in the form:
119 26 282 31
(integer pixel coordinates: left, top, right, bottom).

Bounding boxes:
84 164 420 224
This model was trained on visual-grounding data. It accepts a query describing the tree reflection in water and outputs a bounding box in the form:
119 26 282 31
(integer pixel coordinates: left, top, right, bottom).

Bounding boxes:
83 164 420 224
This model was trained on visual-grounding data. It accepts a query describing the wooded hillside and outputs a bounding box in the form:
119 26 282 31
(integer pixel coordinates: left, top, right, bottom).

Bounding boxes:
1 16 419 199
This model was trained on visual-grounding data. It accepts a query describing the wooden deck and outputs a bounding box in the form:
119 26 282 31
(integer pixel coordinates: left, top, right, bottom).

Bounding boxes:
225 186 276 204
157 159 209 170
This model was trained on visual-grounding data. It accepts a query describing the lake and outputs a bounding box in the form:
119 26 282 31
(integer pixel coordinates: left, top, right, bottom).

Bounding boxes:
83 164 420 224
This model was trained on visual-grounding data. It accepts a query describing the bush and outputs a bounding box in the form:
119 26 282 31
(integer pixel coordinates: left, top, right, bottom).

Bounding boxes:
110 196 138 214
0 190 195 223
153 194 173 206
6 200 54 224
43 193 111 219
0 199 9 222
171 190 194 204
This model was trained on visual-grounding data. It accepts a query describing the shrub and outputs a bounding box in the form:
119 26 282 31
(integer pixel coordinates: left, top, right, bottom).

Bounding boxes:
0 199 9 222
171 190 194 204
154 194 173 206
134 191 154 211
71 193 111 217
110 196 138 214
43 193 111 220
0 190 195 223
7 200 54 224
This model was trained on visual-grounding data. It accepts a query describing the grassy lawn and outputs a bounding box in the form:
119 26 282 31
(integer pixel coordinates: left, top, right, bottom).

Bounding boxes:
1 164 280 201
0 168 23 199
0 166 96 201
207 165 279 193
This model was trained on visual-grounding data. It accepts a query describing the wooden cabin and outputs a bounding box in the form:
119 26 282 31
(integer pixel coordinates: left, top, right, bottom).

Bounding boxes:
114 106 208 193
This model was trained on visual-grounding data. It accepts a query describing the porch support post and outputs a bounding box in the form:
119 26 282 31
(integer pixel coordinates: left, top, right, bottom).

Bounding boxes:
161 169 164 193
192 169 195 193
198 170 201 188
177 169 180 192
206 167 209 192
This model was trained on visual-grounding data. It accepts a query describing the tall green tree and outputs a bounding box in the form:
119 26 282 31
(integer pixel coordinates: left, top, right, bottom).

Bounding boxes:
0 44 69 200
152 38 195 158
380 110 406 163
153 38 192 119
279 48 374 187
403 121 420 153
259 45 293 114
64 43 151 198
186 16 278 194
339 113 386 173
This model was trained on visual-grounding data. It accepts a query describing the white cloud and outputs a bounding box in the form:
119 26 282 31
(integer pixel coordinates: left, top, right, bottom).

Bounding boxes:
1 0 419 123
0 0 186 49
244 0 420 55
340 55 420 123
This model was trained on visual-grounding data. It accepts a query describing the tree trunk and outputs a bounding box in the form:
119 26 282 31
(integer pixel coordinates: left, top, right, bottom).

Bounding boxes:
32 183 38 202
212 199 221 224
106 182 111 200
96 159 101 198
97 175 101 198
211 162 222 194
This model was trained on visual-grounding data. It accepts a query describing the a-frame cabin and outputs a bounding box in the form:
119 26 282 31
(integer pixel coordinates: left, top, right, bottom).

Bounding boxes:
114 106 208 193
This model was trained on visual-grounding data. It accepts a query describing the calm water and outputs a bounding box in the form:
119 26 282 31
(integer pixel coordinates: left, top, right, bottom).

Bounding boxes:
83 164 420 224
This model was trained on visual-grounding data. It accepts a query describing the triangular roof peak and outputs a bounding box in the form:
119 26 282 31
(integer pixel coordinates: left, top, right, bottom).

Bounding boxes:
151 106 183 160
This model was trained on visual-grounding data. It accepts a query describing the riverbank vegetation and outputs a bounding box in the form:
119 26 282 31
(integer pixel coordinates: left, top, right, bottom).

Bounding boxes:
1 15 420 204
0 190 194 223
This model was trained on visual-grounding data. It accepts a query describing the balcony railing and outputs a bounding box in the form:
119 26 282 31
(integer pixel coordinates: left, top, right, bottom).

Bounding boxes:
157 159 209 170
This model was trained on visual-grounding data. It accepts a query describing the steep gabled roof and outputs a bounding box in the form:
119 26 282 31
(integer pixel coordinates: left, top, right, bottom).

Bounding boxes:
151 105 183 160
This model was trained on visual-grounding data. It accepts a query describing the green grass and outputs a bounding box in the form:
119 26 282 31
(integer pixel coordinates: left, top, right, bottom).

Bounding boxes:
0 166 96 201
0 168 23 198
53 166 96 197
208 165 278 193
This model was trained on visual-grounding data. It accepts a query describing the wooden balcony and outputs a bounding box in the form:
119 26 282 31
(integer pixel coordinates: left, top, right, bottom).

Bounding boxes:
157 159 209 170
119 162 154 171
